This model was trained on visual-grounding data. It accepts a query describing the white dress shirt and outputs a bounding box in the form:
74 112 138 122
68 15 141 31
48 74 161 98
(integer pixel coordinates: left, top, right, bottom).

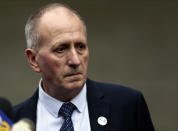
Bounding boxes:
36 80 91 131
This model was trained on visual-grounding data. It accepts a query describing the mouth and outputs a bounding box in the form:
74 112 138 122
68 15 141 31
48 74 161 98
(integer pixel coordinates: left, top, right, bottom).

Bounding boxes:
64 72 82 78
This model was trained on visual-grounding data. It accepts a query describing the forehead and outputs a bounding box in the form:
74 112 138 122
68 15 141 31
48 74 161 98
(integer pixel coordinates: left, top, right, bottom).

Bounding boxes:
38 7 86 39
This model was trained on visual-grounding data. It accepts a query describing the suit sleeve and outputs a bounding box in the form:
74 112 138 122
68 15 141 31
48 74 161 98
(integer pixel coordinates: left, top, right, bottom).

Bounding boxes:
136 93 155 131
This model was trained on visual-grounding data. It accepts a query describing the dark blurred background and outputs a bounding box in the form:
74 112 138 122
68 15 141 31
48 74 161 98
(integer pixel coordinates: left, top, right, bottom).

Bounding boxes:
0 0 177 130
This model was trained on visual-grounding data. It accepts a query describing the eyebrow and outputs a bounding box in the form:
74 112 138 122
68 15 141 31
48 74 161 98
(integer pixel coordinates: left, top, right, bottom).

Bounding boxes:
52 39 86 47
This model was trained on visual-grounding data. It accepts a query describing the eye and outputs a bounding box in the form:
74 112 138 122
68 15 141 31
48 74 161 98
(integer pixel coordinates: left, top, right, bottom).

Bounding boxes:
55 47 65 53
54 44 69 53
76 42 86 51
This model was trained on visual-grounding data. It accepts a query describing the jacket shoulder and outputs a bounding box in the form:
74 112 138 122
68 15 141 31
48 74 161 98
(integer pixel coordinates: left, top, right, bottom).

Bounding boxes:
87 79 142 97
13 90 38 123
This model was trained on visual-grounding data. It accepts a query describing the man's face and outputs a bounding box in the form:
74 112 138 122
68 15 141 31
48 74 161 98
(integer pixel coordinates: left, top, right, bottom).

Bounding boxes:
34 8 89 92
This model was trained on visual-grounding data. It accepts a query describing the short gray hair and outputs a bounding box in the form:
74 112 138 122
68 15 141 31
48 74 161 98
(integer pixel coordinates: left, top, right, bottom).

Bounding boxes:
25 3 87 50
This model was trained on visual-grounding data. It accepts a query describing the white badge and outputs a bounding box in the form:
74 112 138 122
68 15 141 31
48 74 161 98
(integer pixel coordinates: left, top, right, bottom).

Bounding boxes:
97 116 107 126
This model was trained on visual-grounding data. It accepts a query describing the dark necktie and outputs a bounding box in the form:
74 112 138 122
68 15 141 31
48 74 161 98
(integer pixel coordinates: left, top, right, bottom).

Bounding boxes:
59 102 76 131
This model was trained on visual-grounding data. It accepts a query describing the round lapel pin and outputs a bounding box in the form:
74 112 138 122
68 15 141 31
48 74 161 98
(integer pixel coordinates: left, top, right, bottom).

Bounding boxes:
97 116 107 126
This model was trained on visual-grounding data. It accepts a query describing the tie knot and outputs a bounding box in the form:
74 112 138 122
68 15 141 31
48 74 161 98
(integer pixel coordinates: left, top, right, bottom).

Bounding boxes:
59 102 76 118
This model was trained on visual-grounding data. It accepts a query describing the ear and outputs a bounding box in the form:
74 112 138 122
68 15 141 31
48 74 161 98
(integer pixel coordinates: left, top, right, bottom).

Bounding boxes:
25 48 41 73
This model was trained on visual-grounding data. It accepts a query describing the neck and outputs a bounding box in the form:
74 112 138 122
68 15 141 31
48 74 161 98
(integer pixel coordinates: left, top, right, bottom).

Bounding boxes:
42 82 83 102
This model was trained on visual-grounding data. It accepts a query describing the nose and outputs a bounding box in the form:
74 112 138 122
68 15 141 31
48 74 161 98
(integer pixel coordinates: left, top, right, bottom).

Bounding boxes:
68 48 81 68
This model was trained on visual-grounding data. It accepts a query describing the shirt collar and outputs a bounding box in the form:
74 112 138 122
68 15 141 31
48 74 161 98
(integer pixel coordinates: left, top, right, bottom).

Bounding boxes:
38 79 87 118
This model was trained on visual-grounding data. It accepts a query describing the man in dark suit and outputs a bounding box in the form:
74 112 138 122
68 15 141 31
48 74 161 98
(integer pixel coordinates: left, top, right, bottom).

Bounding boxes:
13 3 155 131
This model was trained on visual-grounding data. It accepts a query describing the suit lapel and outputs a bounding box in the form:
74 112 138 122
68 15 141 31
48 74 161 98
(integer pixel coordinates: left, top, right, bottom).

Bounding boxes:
87 79 110 131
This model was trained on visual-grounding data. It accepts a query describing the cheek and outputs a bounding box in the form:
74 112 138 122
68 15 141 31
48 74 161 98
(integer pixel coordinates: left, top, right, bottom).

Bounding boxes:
83 53 89 69
38 54 62 75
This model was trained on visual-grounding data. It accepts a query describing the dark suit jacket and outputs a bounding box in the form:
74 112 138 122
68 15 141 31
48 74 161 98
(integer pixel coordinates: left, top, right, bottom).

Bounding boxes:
13 79 155 131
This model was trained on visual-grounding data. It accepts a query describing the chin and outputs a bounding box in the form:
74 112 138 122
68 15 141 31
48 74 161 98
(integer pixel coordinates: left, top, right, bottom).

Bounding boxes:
65 79 85 90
